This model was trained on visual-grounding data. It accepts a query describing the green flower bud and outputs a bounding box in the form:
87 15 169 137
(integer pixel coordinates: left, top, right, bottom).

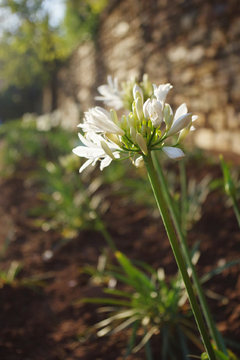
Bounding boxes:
110 109 118 124
136 97 144 122
130 126 137 143
100 141 115 160
136 133 148 155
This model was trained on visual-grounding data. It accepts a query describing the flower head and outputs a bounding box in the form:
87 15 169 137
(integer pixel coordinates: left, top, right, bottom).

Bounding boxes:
73 75 197 171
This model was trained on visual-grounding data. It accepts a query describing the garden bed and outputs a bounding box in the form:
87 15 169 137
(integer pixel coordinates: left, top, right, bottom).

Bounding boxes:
0 154 240 360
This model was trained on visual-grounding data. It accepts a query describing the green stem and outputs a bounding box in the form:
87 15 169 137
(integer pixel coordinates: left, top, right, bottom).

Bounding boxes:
143 152 216 360
148 128 156 147
152 153 227 355
179 159 188 237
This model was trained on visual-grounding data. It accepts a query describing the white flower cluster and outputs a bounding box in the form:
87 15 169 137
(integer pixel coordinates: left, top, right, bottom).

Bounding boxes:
73 75 197 172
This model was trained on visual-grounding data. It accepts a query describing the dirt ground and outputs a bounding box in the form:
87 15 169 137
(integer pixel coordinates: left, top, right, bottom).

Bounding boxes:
0 155 240 360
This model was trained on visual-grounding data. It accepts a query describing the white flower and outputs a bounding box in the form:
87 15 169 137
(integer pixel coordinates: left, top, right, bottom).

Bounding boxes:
143 98 163 128
167 103 192 137
153 83 173 103
72 132 120 172
78 107 125 136
162 146 185 160
133 84 144 102
95 75 124 110
167 103 197 137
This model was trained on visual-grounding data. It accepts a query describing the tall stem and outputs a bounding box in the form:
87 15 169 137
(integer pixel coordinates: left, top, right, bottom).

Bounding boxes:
152 152 227 354
143 152 216 360
179 159 188 236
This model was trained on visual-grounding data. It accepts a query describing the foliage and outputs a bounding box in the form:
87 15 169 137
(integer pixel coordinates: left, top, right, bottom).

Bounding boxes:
201 348 239 360
0 260 53 290
31 156 109 240
79 251 200 359
0 0 68 90
63 0 108 47
0 116 111 241
0 0 109 120
0 116 76 175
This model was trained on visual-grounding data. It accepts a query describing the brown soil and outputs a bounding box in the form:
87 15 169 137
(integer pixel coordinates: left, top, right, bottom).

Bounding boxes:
0 158 240 360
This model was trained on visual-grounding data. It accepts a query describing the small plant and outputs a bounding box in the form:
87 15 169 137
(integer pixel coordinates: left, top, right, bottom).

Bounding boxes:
0 260 53 291
0 261 23 288
30 155 111 243
79 251 201 359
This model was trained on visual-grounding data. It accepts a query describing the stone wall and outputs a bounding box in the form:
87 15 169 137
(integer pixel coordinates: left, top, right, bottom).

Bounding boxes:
56 0 240 153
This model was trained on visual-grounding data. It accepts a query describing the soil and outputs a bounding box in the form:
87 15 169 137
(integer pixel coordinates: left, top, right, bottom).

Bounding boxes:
0 155 240 360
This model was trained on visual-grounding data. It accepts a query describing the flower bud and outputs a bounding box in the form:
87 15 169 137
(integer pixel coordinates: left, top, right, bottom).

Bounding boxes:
130 126 137 143
141 124 147 137
121 115 127 127
136 97 144 122
177 120 192 144
133 106 138 120
134 91 142 100
106 133 122 147
165 114 173 132
164 104 170 119
128 114 136 128
110 109 118 124
162 146 185 160
136 133 148 155
133 84 143 102
167 113 192 137
100 141 116 160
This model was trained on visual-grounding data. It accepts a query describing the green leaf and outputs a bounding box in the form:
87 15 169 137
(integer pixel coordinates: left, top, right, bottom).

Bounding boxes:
115 251 155 291
76 297 132 307
103 288 133 298
220 155 236 198
200 259 240 284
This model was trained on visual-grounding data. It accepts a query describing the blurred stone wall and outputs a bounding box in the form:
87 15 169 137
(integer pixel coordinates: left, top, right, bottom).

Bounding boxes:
56 0 240 154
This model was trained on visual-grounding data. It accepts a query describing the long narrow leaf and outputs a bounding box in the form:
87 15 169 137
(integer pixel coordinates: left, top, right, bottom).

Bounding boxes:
132 326 158 353
103 288 133 298
177 324 190 360
115 252 154 291
112 315 140 334
161 326 169 360
94 309 138 329
76 297 132 307
200 259 240 284
124 321 139 359
143 325 154 360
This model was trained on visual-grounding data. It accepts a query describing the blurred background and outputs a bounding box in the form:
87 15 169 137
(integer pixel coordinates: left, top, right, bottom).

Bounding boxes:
1 2 240 359
0 0 240 153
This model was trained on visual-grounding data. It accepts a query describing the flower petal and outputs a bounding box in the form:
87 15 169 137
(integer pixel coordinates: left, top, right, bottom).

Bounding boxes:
79 159 94 173
167 113 192 137
173 103 187 123
153 83 173 103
